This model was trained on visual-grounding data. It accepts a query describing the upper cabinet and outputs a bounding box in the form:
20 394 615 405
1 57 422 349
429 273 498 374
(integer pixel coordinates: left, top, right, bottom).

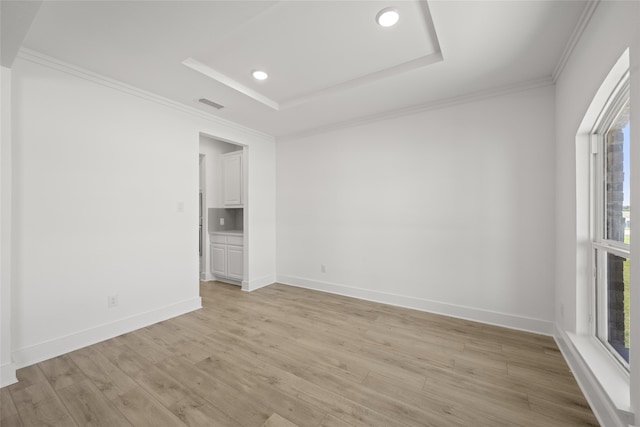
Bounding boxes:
222 151 243 207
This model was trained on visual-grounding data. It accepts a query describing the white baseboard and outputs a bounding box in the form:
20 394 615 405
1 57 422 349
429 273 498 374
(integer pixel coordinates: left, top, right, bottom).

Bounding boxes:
211 276 241 286
200 272 214 281
1 362 17 388
553 326 631 427
277 275 553 335
11 297 202 370
242 274 275 292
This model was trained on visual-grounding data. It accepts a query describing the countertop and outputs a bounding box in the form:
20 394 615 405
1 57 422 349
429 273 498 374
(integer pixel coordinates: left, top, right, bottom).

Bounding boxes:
209 230 243 236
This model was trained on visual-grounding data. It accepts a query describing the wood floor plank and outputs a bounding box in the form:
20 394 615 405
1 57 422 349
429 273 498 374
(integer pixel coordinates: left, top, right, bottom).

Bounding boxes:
156 356 271 427
10 381 77 426
209 323 369 383
38 355 86 391
421 363 530 412
131 364 190 407
1 387 19 421
0 415 23 427
528 395 600 426
195 354 327 427
110 386 184 427
261 413 299 427
90 341 151 377
318 414 354 427
271 367 408 427
200 337 408 427
298 364 463 427
295 331 427 390
57 379 132 426
67 346 138 401
2 281 598 427
169 393 242 427
364 371 518 427
366 319 466 353
506 363 587 395
113 330 173 364
205 327 311 378
7 365 47 393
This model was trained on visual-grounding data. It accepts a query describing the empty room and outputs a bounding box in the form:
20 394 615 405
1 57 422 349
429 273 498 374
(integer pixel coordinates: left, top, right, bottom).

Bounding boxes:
1 1 638 426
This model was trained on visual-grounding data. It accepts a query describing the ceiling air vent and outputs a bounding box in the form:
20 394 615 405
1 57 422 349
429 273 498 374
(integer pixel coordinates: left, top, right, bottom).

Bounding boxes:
198 98 224 110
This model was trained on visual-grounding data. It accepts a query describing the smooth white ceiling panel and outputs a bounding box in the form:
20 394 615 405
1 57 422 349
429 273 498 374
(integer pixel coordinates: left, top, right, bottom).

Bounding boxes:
11 0 589 136
189 1 441 107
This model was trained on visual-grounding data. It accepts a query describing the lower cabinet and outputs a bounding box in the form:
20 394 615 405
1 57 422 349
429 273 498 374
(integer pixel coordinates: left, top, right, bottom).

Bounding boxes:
226 245 244 279
210 233 244 281
210 244 227 277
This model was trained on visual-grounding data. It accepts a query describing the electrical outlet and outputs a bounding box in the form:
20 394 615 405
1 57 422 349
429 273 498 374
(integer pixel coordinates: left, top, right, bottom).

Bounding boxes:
108 295 118 308
219 217 225 225
321 264 326 273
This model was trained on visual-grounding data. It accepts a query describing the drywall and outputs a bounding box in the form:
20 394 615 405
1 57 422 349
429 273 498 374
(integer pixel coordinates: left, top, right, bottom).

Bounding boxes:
277 85 556 333
554 1 639 425
1 66 16 386
8 54 276 373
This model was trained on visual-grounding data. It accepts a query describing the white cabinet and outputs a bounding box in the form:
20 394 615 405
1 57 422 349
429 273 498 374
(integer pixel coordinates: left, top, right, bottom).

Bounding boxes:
227 245 244 279
222 151 243 207
210 244 227 277
210 233 243 281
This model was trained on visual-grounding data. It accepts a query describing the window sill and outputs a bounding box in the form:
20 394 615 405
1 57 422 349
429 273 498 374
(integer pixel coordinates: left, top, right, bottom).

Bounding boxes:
566 332 632 424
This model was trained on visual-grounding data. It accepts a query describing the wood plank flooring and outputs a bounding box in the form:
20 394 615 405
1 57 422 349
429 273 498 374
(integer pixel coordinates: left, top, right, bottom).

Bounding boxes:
1 282 598 426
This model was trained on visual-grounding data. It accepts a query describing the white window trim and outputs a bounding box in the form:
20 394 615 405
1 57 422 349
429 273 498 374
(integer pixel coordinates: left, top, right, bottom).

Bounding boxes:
589 72 631 371
566 332 632 423
567 48 632 426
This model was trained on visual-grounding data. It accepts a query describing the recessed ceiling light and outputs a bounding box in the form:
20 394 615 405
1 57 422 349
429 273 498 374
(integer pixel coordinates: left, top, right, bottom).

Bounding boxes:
376 7 399 27
252 70 268 81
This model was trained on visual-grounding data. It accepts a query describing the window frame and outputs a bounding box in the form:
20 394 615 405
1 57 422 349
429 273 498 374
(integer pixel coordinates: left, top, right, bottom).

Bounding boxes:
590 72 630 371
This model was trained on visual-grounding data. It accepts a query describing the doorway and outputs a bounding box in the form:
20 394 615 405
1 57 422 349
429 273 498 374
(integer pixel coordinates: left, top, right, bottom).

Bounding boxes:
198 134 246 287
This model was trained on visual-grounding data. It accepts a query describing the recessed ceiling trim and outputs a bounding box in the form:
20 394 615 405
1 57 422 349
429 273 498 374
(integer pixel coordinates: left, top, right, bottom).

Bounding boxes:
182 57 280 111
280 51 444 110
416 0 441 58
183 0 442 112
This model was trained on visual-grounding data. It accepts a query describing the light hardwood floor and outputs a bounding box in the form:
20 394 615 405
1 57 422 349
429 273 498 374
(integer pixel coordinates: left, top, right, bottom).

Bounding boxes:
1 282 598 426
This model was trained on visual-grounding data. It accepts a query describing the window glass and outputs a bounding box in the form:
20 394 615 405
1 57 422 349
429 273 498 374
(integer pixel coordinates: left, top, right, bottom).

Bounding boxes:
593 79 630 369
605 101 630 244
599 252 630 363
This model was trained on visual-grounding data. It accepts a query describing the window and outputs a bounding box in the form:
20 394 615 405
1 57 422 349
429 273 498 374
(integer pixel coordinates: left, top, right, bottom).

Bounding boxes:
591 73 630 368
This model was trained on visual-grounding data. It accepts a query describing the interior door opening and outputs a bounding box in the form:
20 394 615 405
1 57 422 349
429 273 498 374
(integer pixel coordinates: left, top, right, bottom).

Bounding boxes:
198 134 247 288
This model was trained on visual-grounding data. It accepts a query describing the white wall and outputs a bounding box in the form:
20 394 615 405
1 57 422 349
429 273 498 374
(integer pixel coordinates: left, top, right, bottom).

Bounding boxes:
277 85 556 333
1 66 16 386
553 2 639 425
5 54 276 376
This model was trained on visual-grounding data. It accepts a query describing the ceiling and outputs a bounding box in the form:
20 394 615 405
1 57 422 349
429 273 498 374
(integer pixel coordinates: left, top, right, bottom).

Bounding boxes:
3 0 588 138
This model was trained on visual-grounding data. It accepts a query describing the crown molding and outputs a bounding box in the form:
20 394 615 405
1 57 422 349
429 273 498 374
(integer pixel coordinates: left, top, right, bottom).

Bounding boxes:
552 0 600 83
16 48 275 142
278 75 554 142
